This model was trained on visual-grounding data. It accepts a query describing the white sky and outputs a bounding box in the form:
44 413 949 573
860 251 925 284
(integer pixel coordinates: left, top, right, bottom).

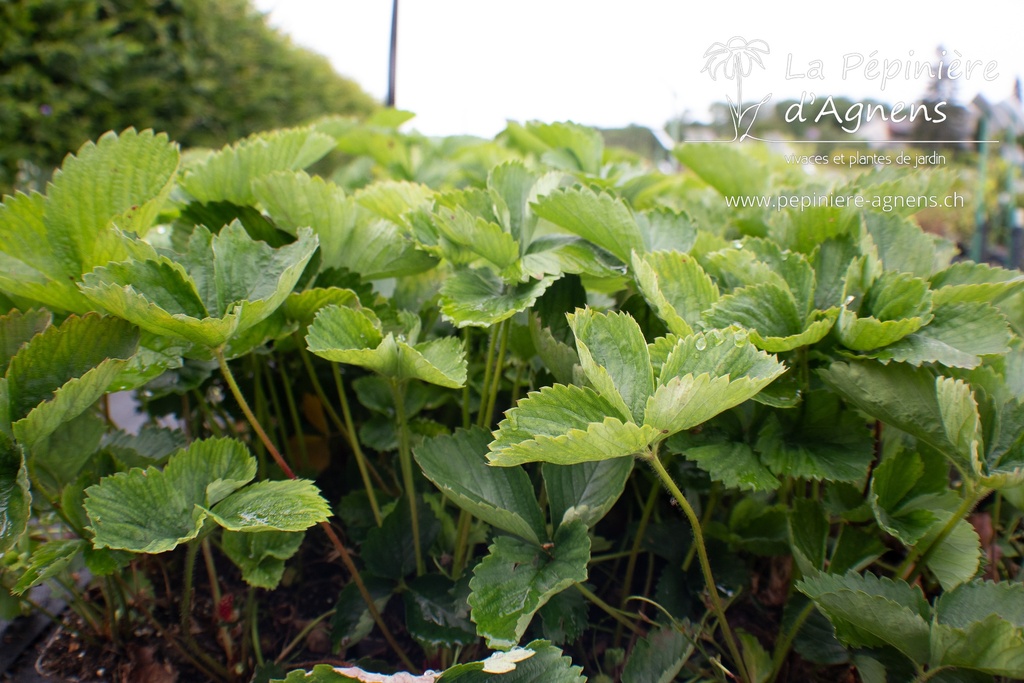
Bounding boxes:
253 0 1023 138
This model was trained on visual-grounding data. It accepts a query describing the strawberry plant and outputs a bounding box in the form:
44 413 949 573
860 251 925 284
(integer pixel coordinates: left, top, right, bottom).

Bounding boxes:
1 116 1023 683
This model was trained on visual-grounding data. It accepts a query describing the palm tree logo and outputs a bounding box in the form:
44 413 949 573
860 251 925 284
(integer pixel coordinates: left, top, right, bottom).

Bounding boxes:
701 36 772 141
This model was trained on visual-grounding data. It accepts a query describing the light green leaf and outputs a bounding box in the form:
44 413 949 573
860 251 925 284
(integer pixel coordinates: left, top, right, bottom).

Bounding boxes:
620 625 694 683
518 120 604 175
306 305 467 388
440 269 555 328
180 127 335 205
568 308 653 424
355 179 434 232
864 212 937 278
532 186 643 263
11 538 86 595
415 427 546 545
682 442 779 492
469 519 590 649
918 510 981 590
433 206 520 271
44 129 179 276
208 479 331 532
635 250 719 333
0 432 30 553
674 143 769 197
932 614 1024 677
936 376 984 475
0 191 66 283
837 271 933 351
518 236 623 280
543 458 633 529
283 288 360 330
929 261 1024 306
222 530 305 589
85 437 256 553
6 314 139 445
645 330 785 436
934 580 1024 629
797 571 931 663
869 452 940 546
488 160 539 245
488 384 654 466
870 302 1012 368
636 208 698 254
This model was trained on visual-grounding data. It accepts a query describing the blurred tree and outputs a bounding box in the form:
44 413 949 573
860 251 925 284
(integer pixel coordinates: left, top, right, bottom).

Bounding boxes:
0 0 378 193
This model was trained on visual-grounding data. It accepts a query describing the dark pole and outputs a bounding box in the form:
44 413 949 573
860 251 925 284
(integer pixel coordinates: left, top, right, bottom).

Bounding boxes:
386 0 398 107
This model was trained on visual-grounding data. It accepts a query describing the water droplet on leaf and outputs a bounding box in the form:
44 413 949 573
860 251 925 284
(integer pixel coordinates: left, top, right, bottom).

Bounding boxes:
694 337 707 351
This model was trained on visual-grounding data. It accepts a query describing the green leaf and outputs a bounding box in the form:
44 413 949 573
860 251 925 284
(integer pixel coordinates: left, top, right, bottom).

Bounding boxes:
330 574 394 651
85 437 256 553
674 143 769 197
532 186 643 263
631 251 716 337
440 269 555 329
538 588 589 645
543 458 633 529
756 393 875 483
820 361 964 463
934 580 1024 629
469 519 590 649
644 330 785 436
568 309 654 424
932 614 1024 677
869 302 1012 368
737 630 773 683
222 529 304 589
797 571 931 663
0 309 51 375
208 479 331 532
682 441 779 492
869 452 941 546
837 271 933 351
0 432 30 553
283 288 360 330
433 205 520 271
415 427 546 545
355 180 434 232
44 129 179 276
362 497 440 580
307 305 467 388
620 625 694 683
636 208 698 254
790 498 829 575
403 574 477 649
440 639 586 682
180 127 335 205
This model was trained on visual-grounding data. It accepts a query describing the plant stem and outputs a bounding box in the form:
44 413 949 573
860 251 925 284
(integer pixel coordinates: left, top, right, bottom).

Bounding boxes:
684 482 720 572
215 347 413 670
215 348 295 479
574 582 643 636
642 448 751 683
275 609 337 664
247 588 264 667
451 508 473 579
332 363 391 495
277 353 310 471
392 379 425 576
202 538 235 666
477 323 499 428
299 350 384 526
481 319 511 429
615 480 659 647
767 600 814 683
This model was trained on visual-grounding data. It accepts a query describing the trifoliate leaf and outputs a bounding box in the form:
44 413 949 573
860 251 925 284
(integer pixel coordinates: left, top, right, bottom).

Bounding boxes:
415 427 546 545
567 308 653 424
432 205 520 272
222 529 304 589
644 330 785 436
837 271 933 351
439 268 555 328
85 437 256 552
11 538 86 595
532 186 643 263
0 432 30 553
469 519 590 649
797 571 931 663
306 305 466 388
179 127 335 205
